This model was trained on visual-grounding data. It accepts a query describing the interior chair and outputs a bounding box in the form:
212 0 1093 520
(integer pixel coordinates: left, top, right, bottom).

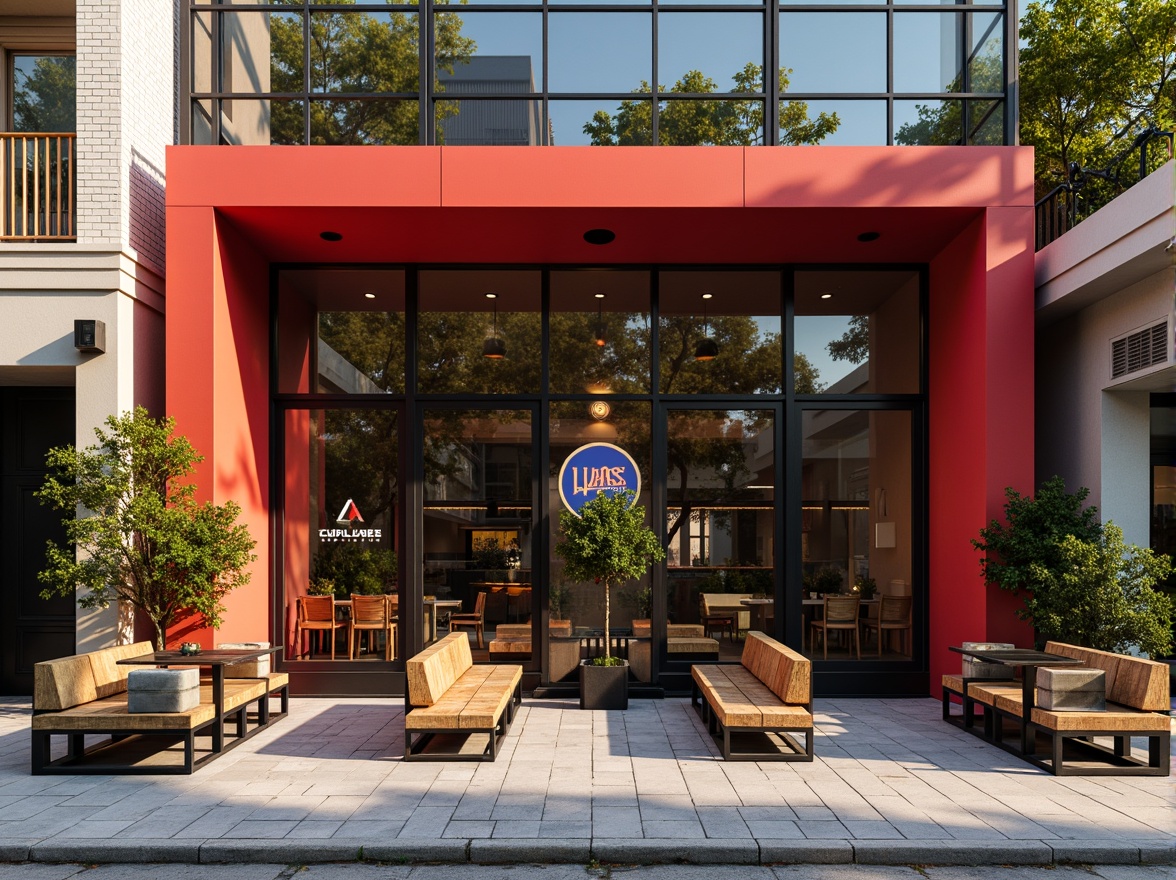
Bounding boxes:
350 594 397 661
449 591 487 649
860 594 912 657
295 595 349 660
699 594 736 641
809 595 861 660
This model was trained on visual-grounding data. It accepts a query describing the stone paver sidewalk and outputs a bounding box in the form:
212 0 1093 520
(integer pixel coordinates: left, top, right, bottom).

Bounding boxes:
0 696 1172 866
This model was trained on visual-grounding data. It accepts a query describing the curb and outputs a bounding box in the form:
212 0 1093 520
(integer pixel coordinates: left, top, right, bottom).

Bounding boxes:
3 836 1169 866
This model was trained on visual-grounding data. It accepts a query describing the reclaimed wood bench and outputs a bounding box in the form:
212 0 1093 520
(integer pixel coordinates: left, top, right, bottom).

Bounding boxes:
30 642 283 775
690 631 813 761
404 632 522 761
943 641 1170 776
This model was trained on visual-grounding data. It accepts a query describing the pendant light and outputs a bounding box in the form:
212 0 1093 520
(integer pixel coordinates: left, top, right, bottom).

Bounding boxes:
694 292 718 361
594 293 606 347
482 292 506 359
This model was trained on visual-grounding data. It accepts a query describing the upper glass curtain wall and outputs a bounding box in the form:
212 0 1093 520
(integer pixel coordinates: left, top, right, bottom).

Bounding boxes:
187 0 1008 146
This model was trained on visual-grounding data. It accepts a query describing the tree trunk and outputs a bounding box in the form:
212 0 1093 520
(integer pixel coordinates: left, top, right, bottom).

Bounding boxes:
152 616 166 651
603 579 611 659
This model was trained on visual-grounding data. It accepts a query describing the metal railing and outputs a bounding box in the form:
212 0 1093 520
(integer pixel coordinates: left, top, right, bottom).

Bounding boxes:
1035 126 1174 251
0 133 76 241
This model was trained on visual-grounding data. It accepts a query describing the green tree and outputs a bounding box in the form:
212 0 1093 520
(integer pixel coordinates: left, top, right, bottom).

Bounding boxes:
1029 525 1173 656
556 491 665 662
827 315 869 365
36 408 257 650
973 476 1103 599
1019 0 1175 191
585 65 839 146
269 3 475 144
12 56 76 132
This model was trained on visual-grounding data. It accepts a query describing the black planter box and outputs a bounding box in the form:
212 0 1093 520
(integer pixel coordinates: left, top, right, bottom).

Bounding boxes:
579 659 629 710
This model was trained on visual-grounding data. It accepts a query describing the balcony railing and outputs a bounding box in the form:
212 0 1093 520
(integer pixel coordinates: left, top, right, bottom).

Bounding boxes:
1035 126 1173 251
0 133 76 241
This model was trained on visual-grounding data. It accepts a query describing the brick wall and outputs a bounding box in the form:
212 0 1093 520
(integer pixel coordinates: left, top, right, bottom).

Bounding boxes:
76 0 174 276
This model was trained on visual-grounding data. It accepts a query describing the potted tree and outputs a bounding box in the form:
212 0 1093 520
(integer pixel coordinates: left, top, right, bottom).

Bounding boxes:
555 490 664 710
36 407 257 650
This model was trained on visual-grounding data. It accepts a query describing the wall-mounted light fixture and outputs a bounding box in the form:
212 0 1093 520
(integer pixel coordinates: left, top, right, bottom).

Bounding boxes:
694 293 718 361
482 293 506 359
74 319 106 353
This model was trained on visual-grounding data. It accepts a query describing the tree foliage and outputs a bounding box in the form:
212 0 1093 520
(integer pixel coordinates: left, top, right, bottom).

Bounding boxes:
827 315 869 364
584 65 839 146
36 408 257 650
1029 526 1173 656
973 476 1173 655
1020 0 1175 191
555 491 664 660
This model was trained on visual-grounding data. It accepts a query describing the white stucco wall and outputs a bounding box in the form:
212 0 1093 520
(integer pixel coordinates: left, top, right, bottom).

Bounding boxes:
1036 161 1175 542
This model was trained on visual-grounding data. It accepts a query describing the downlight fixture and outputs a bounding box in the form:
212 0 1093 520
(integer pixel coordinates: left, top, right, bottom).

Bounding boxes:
583 228 616 245
594 293 606 347
320 231 343 242
482 293 506 359
856 231 881 242
694 293 718 362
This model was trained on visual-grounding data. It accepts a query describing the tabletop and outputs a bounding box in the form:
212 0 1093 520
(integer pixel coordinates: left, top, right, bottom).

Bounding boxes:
948 646 1084 666
117 646 282 666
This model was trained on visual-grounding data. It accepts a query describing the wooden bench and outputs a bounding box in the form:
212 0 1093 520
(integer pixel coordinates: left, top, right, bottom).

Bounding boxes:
404 632 522 762
943 641 1170 776
690 631 813 761
30 642 285 775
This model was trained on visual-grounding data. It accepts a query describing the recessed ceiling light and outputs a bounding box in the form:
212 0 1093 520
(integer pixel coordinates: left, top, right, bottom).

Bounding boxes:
583 228 616 245
594 293 605 299
320 231 343 241
857 231 881 242
820 293 833 300
701 292 713 300
364 292 376 300
485 292 497 299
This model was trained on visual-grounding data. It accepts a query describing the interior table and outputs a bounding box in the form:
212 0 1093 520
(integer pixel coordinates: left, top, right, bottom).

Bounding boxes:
118 647 282 753
423 598 464 644
739 598 773 632
949 646 1085 754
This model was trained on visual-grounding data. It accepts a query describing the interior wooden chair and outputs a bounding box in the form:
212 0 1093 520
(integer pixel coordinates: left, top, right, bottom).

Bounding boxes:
449 591 487 649
350 594 397 661
699 594 736 641
860 594 912 657
295 595 349 660
810 595 861 659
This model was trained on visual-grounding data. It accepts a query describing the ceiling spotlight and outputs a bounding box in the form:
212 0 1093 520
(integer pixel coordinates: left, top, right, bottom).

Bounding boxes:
857 231 881 242
694 293 718 362
320 231 343 241
594 294 606 347
483 293 505 359
583 228 616 245
364 292 376 300
820 293 833 300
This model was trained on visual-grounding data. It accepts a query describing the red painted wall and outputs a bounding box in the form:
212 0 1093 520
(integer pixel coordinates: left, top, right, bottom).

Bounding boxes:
166 145 1037 690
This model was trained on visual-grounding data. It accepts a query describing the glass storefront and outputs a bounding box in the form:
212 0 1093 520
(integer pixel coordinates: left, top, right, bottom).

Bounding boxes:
275 265 925 693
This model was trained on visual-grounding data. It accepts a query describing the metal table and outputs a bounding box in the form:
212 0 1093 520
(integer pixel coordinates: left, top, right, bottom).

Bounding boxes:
118 647 282 753
949 646 1084 754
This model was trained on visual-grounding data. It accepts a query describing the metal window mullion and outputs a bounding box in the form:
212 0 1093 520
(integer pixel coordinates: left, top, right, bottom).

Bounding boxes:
962 10 972 142
651 5 659 145
303 6 312 145
886 3 894 144
1005 2 1015 144
211 9 222 145
768 0 779 146
422 3 431 143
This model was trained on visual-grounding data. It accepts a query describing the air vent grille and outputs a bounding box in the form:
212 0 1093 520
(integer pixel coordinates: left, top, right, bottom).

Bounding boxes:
1111 322 1168 379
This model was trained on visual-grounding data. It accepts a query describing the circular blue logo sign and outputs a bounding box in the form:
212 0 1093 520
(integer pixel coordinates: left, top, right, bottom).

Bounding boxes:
558 442 642 516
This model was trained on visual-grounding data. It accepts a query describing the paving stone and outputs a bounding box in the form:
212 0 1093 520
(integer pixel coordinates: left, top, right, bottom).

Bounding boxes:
611 866 775 880
0 866 87 880
84 865 288 880
1093 866 1176 879
771 866 916 880
295 868 413 880
407 867 589 880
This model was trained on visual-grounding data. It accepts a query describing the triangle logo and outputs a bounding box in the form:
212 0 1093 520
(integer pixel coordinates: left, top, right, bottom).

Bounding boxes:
336 499 364 527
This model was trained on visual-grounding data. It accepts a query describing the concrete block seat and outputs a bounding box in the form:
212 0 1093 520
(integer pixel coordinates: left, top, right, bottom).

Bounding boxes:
942 641 1170 776
690 631 813 761
404 632 522 762
219 641 290 724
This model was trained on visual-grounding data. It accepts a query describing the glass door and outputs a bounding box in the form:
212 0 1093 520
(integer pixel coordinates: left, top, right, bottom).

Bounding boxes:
662 406 781 667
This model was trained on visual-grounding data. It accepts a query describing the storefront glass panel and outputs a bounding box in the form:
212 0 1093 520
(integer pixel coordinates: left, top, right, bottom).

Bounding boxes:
423 408 535 662
549 270 651 394
418 270 542 394
800 409 912 662
666 409 776 665
548 401 652 682
658 270 782 395
794 269 920 394
282 407 400 665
